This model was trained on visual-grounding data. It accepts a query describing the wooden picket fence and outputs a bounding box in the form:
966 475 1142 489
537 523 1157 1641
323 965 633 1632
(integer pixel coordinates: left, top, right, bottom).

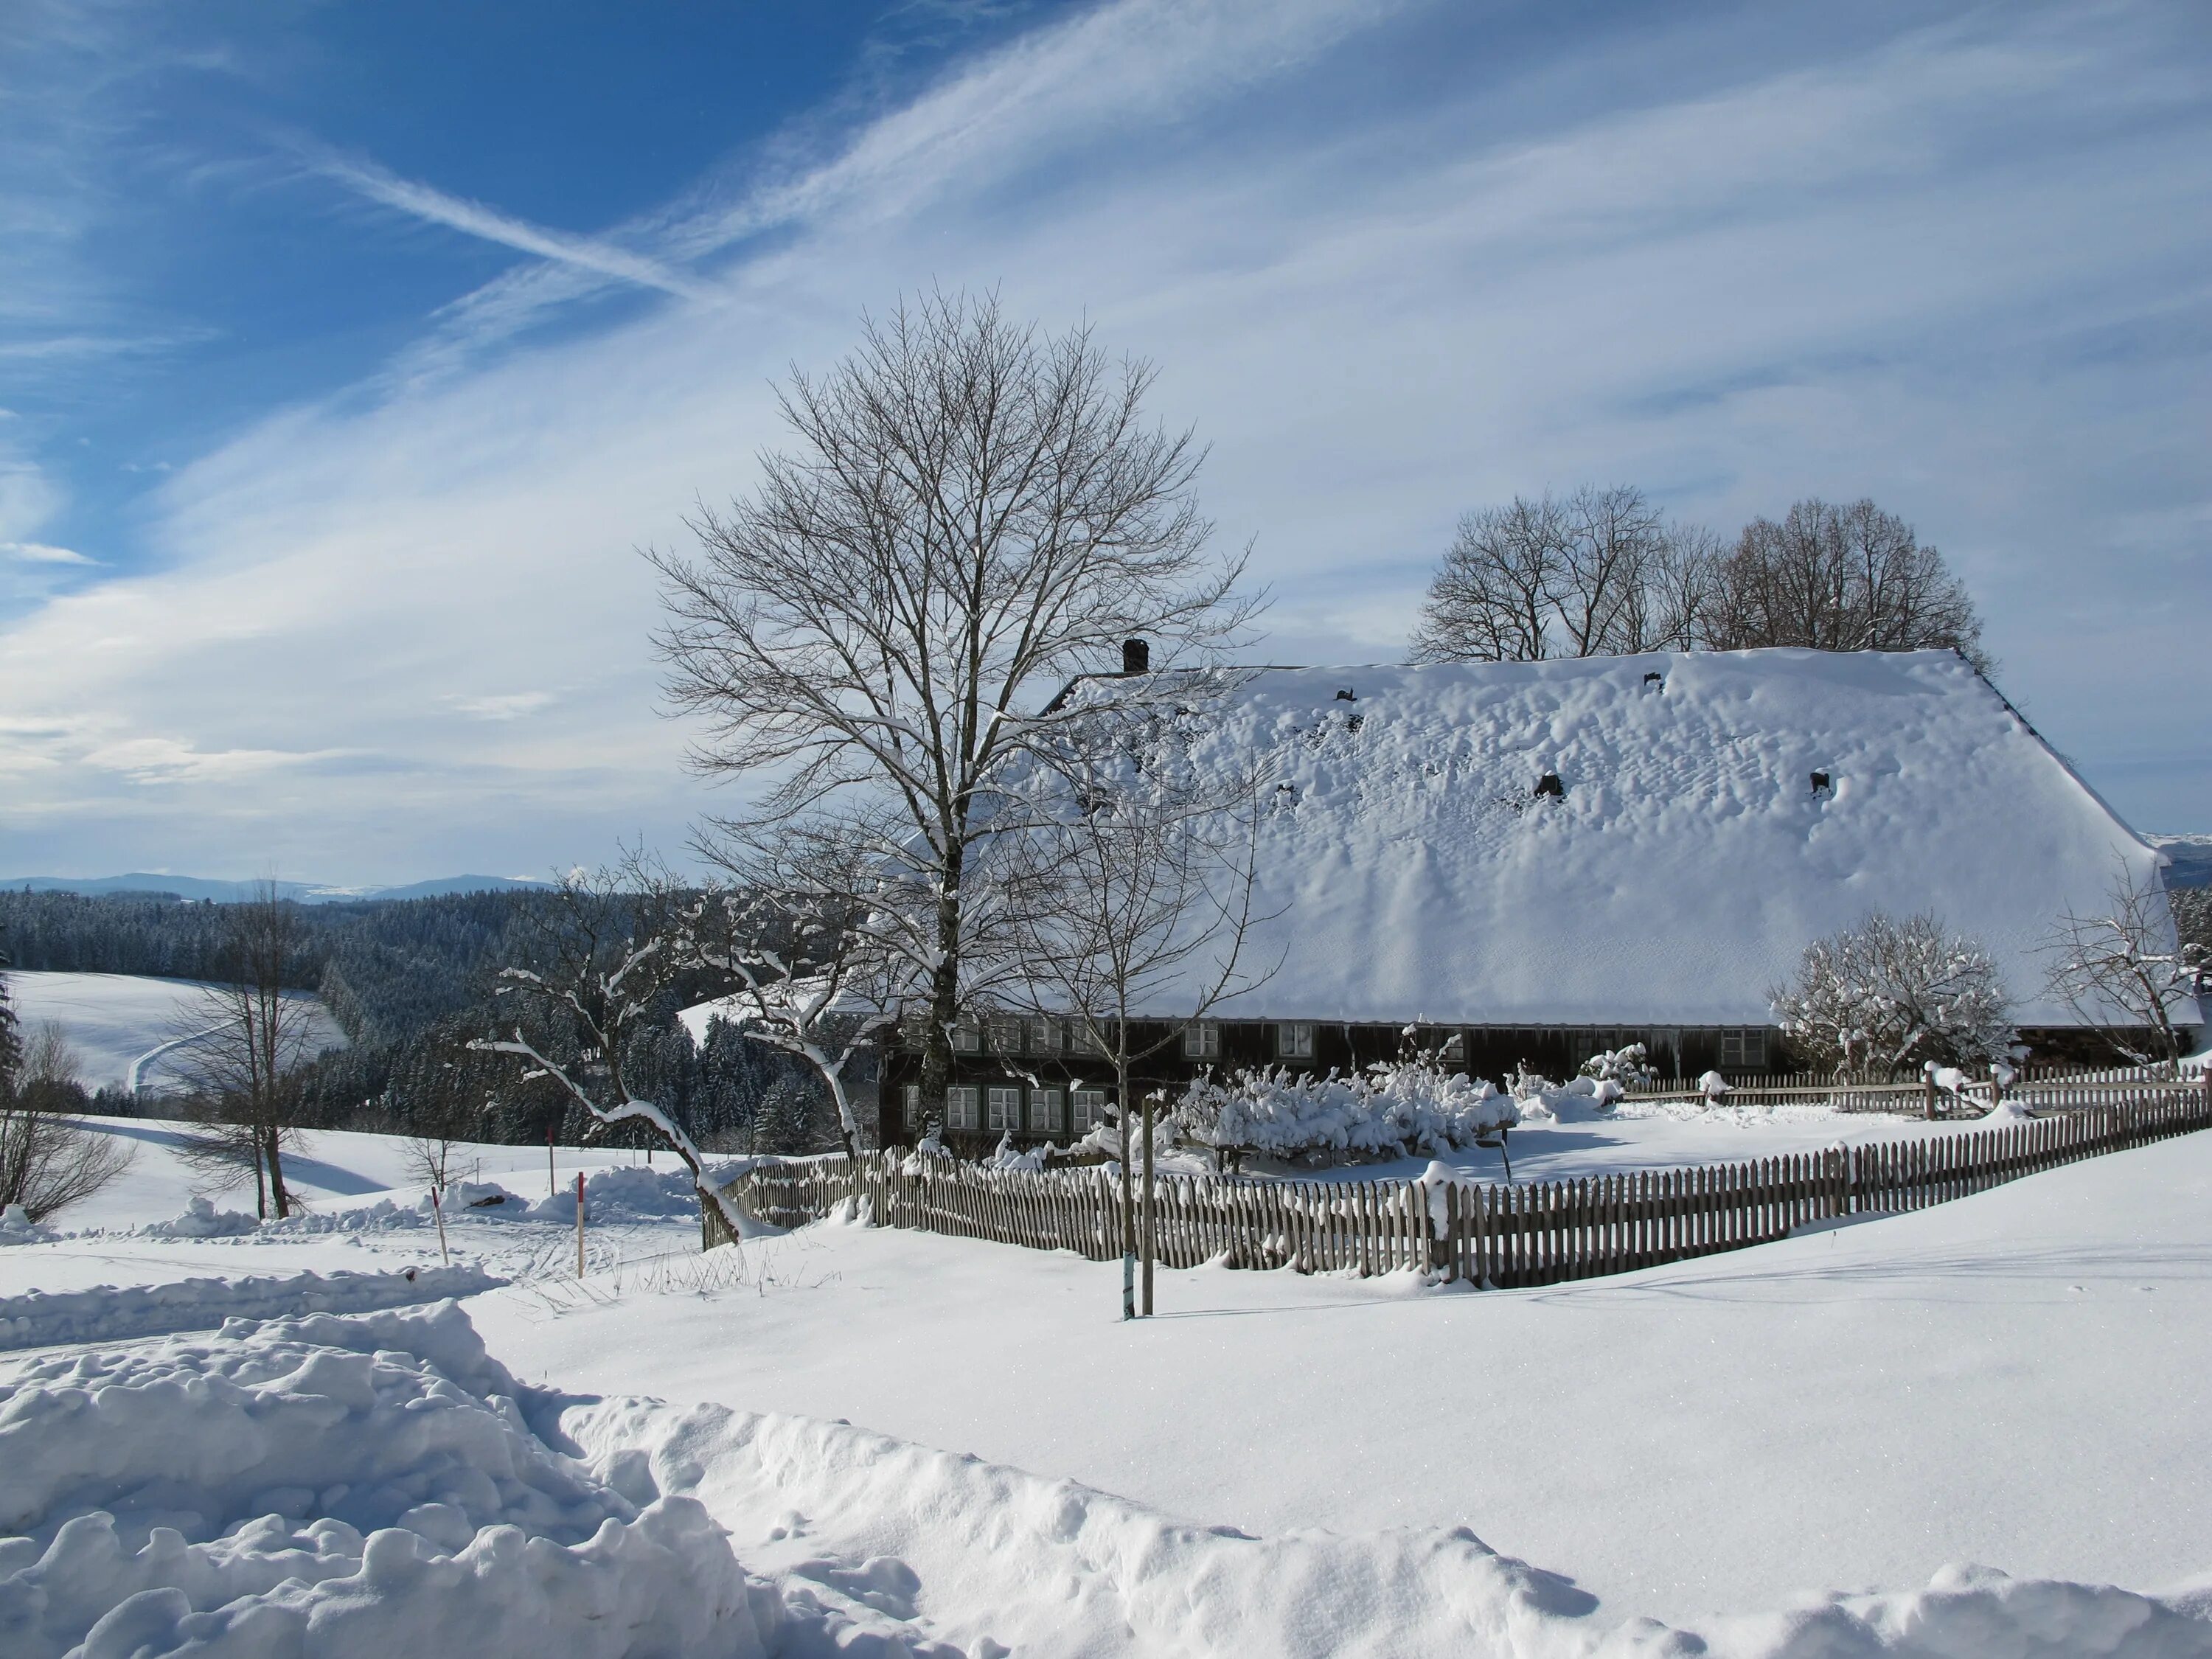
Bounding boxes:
713 1086 2212 1287
1627 1073 2204 1113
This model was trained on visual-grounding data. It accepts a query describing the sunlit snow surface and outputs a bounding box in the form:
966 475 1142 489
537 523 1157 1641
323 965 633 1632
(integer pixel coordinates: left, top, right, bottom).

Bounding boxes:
5 1113 2211 1653
1062 649 2181 1026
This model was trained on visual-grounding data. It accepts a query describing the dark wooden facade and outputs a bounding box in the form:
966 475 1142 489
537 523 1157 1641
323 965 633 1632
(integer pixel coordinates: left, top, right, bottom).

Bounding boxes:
874 1013 1787 1151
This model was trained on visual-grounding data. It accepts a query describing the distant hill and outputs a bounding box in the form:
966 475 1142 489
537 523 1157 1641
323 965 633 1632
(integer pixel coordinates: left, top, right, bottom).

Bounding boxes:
2148 835 2212 889
1 873 553 904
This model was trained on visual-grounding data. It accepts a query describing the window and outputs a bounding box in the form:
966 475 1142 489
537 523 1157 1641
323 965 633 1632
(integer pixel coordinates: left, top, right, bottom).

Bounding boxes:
945 1085 979 1130
950 1023 980 1054
1182 1021 1221 1059
1719 1029 1769 1069
986 1085 1022 1132
898 1006 929 1045
1026 1018 1062 1054
902 1084 919 1119
1071 1023 1110 1056
1436 1030 1466 1062
987 1016 1022 1054
1029 1088 1063 1133
1071 1088 1107 1132
1276 1021 1315 1060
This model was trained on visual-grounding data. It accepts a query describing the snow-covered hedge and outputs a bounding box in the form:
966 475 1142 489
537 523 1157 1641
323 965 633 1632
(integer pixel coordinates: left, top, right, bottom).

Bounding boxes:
1175 1062 1519 1160
0 1264 504 1352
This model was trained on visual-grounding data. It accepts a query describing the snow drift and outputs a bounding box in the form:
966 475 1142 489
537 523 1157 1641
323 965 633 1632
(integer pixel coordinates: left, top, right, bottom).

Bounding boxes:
0 1303 776 1659
0 1264 503 1352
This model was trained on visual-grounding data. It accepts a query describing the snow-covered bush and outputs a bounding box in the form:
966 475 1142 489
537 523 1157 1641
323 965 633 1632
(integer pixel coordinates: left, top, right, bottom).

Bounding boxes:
1773 911 2017 1074
1175 1062 1517 1161
1579 1043 1657 1089
0 1203 56 1247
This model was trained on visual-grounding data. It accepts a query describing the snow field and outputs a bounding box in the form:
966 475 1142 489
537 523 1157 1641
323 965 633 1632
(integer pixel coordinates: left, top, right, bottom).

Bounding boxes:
3 971 347 1096
469 1128 2212 1630
4 1295 2202 1659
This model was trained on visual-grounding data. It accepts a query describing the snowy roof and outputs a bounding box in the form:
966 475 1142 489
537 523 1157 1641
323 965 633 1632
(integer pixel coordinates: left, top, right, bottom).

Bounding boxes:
1079 649 2184 1029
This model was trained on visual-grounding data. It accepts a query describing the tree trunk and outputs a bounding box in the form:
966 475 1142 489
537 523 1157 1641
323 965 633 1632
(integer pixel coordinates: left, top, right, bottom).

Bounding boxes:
264 1123 292 1219
251 1133 268 1220
1116 1058 1135 1321
1141 1091 1156 1317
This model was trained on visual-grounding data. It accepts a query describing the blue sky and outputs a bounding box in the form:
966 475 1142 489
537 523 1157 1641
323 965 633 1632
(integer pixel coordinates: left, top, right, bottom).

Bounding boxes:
2 0 2208 884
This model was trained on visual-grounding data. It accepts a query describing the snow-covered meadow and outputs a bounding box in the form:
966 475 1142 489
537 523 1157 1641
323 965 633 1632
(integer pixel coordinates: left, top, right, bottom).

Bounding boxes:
5 970 346 1095
6 1103 2211 1655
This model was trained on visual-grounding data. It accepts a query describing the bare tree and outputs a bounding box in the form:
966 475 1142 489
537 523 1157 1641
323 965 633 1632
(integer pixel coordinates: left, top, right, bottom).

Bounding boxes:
653 290 1262 1132
1411 485 1714 664
470 858 754 1242
170 882 322 1220
1705 498 1989 671
1773 912 2017 1076
2042 863 2206 1067
686 818 899 1158
997 690 1279 1318
1 1021 133 1222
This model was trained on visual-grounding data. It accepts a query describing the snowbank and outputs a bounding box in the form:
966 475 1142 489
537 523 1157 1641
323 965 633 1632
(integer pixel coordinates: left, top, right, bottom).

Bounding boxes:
1179 1061 1519 1159
568 1394 2212 1659
1 1205 58 1248
0 1304 779 1659
142 1196 260 1239
0 1263 504 1352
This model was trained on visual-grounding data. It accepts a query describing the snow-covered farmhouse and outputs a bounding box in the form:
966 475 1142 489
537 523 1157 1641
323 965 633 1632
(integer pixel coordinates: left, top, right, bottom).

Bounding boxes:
878 647 2197 1147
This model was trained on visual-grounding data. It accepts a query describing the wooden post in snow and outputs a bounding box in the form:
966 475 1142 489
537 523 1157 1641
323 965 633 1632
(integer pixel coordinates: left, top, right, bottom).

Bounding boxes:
548 1127 557 1197
574 1170 586 1277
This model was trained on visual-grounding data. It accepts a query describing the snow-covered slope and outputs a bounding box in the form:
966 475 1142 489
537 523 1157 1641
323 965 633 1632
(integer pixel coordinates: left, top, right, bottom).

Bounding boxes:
1089 649 2172 1027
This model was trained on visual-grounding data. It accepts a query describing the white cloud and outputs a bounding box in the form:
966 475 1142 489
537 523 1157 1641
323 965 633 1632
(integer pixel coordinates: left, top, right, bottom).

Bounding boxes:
1 0 2207 880
312 151 713 301
1 539 93 564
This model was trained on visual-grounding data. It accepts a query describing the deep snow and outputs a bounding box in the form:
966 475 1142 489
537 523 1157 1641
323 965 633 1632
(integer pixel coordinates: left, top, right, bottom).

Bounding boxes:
1053 651 2181 1026
6 1106 2211 1652
468 1129 2212 1630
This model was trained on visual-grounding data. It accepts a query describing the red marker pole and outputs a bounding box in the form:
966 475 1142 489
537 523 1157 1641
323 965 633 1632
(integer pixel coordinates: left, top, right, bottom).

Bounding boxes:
574 1170 586 1277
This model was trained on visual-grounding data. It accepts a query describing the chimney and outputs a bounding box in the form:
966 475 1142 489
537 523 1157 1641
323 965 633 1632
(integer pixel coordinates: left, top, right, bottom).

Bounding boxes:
1121 638 1151 675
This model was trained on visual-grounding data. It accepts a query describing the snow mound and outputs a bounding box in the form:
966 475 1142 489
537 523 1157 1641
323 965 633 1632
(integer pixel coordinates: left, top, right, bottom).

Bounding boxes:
568 1397 2212 1659
265 1196 431 1235
0 1264 504 1352
1 1204 58 1247
142 1196 260 1239
0 1304 779 1659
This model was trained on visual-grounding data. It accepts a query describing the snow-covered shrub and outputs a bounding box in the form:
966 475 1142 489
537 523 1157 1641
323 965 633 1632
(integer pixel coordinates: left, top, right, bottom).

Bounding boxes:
1697 1069 1732 1102
1175 1062 1517 1161
1772 911 2017 1074
1579 1043 1656 1089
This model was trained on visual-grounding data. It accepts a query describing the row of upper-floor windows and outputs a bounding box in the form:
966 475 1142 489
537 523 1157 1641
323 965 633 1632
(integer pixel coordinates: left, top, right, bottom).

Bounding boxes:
898 1015 1764 1068
905 1083 1110 1135
901 1012 1322 1060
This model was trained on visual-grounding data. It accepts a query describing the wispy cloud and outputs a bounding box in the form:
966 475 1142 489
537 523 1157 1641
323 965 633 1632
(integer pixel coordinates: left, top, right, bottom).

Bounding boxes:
1 0 2207 878
312 150 713 300
1 540 94 564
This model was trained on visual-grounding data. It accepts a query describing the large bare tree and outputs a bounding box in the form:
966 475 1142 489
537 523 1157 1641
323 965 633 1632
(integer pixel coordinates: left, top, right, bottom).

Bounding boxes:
2042 863 2205 1067
997 691 1278 1318
1411 485 1714 664
1705 498 1989 671
654 290 1261 1130
171 882 322 1219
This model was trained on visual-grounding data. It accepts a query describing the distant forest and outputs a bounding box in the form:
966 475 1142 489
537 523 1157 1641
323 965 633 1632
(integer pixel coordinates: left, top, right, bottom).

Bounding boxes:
0 888 835 1152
